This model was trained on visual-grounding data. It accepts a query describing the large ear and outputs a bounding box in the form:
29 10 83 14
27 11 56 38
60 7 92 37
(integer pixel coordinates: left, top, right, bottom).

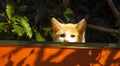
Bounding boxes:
76 19 86 34
51 18 62 34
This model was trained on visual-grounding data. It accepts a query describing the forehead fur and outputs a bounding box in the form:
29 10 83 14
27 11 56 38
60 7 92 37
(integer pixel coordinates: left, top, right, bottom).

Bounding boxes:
59 23 78 34
61 23 76 29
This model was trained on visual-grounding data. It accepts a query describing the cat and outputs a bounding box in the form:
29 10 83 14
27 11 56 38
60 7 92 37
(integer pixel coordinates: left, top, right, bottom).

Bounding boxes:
51 18 86 43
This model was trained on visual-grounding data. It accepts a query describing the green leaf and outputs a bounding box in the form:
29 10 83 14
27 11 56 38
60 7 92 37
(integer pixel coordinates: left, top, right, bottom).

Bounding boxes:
0 13 5 17
6 3 14 19
12 24 25 36
35 32 45 41
11 16 32 38
0 23 8 32
0 23 5 27
20 16 32 38
32 26 45 41
0 13 8 20
11 16 21 25
43 27 52 36
64 8 74 22
49 32 53 38
64 8 74 15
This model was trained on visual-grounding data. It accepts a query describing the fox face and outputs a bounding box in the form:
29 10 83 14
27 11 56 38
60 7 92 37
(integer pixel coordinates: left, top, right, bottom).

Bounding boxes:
51 18 86 43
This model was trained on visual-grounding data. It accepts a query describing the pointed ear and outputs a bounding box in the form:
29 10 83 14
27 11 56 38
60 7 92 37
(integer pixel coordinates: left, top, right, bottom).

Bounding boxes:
51 18 62 34
76 19 86 34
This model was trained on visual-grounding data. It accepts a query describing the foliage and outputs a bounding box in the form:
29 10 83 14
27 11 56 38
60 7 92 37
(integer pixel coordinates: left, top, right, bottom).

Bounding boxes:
64 8 74 22
0 3 32 39
0 2 45 41
0 0 120 42
33 27 45 41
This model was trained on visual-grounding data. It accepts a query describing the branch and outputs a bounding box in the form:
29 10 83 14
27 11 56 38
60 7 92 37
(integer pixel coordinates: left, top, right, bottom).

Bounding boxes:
107 0 120 24
88 23 120 34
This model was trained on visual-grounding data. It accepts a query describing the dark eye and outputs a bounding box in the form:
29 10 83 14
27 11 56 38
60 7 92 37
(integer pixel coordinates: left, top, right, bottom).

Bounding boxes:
60 34 65 37
71 35 75 38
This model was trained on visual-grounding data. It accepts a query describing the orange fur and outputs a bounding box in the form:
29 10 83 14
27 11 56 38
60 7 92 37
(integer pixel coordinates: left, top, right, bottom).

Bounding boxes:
51 18 86 43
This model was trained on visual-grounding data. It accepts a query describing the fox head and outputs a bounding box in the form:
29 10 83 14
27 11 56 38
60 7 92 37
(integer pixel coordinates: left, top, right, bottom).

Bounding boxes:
51 18 86 43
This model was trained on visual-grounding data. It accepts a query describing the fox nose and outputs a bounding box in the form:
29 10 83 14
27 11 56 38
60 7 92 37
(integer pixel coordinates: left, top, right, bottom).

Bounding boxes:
64 40 69 42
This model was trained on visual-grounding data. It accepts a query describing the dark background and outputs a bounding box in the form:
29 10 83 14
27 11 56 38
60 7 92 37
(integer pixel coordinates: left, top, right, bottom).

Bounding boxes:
0 0 120 43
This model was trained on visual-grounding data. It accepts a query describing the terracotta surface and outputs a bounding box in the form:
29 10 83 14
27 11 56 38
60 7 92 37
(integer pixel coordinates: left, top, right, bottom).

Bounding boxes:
0 46 120 66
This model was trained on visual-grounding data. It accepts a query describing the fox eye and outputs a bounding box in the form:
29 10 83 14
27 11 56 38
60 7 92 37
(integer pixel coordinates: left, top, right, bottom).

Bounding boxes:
60 34 65 37
71 35 75 38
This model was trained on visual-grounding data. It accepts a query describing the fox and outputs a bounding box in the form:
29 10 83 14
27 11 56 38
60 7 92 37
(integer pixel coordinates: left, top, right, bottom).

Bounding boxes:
51 18 86 43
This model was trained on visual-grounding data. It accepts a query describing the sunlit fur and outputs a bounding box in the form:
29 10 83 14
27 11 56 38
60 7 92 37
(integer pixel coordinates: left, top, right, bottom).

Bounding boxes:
51 18 86 43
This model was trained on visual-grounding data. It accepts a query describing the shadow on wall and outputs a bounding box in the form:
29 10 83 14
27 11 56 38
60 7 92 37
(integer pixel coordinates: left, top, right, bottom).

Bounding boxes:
0 46 120 66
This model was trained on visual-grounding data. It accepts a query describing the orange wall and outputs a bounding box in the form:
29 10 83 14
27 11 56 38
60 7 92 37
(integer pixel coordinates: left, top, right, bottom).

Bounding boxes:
0 46 120 66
